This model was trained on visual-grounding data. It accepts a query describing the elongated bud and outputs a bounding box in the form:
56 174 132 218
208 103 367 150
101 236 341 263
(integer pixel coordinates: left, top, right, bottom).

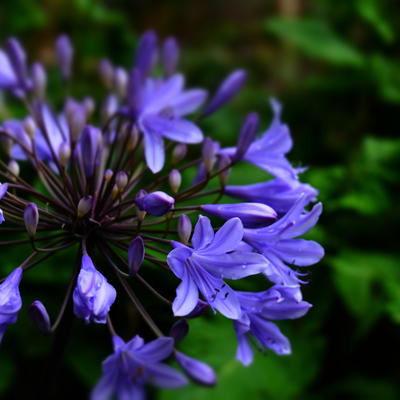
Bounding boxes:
77 196 93 218
169 169 181 193
128 236 144 275
31 62 47 98
218 154 231 186
135 30 158 79
1 136 13 155
135 191 175 216
233 112 259 162
126 68 142 112
201 202 277 228
111 184 119 199
29 300 51 334
101 94 118 124
178 214 192 245
202 69 247 117
175 351 217 387
127 125 139 150
115 171 128 191
23 116 36 139
80 125 101 177
59 142 71 167
5 38 29 90
202 137 217 172
24 202 39 237
104 169 113 182
114 67 128 97
169 319 189 344
65 100 87 142
83 97 95 118
8 160 20 178
98 59 114 89
162 37 179 77
56 34 74 81
172 143 187 164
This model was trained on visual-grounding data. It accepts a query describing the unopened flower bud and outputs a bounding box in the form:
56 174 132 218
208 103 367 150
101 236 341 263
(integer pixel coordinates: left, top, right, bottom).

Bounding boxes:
135 191 175 216
175 351 217 387
80 125 101 177
23 116 36 139
77 196 93 218
169 318 189 344
202 137 217 172
178 214 192 245
114 67 128 97
24 202 39 237
31 62 47 98
1 136 13 156
58 142 71 167
104 169 113 182
115 171 128 191
5 38 29 90
98 59 114 89
111 184 119 199
202 69 247 117
127 125 139 151
169 169 181 193
65 100 86 142
135 190 147 220
233 112 259 162
218 154 231 186
162 37 179 77
128 236 144 276
56 34 74 81
100 95 118 124
8 160 20 178
172 143 187 164
83 97 95 118
135 30 158 79
29 300 51 334
201 202 277 228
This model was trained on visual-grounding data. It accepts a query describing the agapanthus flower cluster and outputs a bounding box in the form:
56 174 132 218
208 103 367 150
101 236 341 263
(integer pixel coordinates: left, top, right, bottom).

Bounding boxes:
0 31 323 399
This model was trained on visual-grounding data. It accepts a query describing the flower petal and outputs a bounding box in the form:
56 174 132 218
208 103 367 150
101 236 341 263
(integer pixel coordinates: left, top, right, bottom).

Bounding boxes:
172 270 199 317
142 128 165 173
135 337 174 363
191 215 214 250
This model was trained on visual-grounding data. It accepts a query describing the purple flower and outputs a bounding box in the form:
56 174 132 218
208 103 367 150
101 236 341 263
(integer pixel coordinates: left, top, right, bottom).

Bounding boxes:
225 178 318 214
135 191 175 216
201 202 277 228
244 196 324 286
0 268 23 342
234 285 311 365
167 216 270 319
221 99 302 180
133 74 207 173
73 254 116 324
91 335 187 400
56 34 74 81
135 30 158 79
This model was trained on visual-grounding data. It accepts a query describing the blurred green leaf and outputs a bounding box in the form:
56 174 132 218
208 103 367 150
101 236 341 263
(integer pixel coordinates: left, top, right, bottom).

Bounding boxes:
265 18 364 67
356 0 395 43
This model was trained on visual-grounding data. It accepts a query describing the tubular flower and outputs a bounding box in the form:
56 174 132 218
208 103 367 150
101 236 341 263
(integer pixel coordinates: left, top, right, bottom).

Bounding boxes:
0 31 323 398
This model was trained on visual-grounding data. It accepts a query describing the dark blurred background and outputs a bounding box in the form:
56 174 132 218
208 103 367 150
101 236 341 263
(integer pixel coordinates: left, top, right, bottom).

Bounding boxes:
1 0 400 399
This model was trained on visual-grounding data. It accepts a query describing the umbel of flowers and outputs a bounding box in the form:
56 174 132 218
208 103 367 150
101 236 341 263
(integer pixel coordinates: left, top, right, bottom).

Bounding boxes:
0 32 323 398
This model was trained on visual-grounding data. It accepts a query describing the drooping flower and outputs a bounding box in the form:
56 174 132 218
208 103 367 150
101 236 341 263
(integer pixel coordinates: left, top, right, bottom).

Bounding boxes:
225 178 318 214
234 285 312 366
73 254 116 324
91 335 187 400
167 216 270 319
243 195 324 287
0 268 23 342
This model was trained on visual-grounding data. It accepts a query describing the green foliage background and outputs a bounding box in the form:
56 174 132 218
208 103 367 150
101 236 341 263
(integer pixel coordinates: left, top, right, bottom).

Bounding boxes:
1 0 400 398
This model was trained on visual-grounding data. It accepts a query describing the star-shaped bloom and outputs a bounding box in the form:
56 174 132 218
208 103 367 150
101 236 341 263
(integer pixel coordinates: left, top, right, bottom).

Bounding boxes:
167 216 271 319
244 195 324 287
234 285 311 366
0 268 23 342
91 335 187 400
134 74 207 173
221 99 303 181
